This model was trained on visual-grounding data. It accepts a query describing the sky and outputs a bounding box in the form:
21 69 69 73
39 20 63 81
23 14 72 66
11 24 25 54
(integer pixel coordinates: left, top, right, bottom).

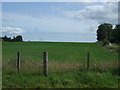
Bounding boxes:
0 1 118 42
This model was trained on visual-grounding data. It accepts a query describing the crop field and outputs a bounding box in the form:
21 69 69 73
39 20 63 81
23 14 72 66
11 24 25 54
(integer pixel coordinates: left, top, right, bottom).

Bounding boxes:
2 42 119 88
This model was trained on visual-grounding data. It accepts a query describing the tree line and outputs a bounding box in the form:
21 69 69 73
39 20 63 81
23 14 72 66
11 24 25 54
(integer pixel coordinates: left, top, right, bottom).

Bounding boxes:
2 35 23 42
96 23 120 45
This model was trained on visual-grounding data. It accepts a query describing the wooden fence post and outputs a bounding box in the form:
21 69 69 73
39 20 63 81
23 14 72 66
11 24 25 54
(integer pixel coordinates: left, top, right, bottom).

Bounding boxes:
87 52 90 70
17 52 20 73
43 52 48 76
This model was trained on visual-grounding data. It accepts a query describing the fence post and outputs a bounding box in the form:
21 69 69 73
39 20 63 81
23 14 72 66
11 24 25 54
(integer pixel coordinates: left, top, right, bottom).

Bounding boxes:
87 52 90 70
43 52 48 76
17 52 20 73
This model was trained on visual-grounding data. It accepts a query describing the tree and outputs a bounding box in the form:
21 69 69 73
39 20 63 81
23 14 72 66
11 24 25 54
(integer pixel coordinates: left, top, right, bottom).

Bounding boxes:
109 29 116 43
2 35 7 41
2 35 11 41
15 35 23 42
97 23 112 42
2 35 23 42
114 24 120 44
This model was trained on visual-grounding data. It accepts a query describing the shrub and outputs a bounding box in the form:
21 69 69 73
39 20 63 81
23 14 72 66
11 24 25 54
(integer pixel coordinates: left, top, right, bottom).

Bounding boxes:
102 39 110 46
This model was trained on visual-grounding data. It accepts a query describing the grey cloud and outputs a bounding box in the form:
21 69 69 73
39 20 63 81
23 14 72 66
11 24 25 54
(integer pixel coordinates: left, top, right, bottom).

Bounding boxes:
63 2 118 24
1 27 25 36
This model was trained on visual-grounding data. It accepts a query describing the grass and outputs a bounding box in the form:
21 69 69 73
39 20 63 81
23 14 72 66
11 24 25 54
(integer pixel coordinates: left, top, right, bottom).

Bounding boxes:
2 41 119 88
2 70 119 88
2 42 117 62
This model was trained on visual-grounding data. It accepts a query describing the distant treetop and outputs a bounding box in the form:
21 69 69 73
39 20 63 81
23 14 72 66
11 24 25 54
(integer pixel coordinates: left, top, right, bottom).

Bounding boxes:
2 35 23 42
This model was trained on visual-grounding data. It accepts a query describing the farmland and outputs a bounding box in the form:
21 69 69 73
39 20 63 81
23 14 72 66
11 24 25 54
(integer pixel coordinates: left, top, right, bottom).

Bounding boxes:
2 42 119 88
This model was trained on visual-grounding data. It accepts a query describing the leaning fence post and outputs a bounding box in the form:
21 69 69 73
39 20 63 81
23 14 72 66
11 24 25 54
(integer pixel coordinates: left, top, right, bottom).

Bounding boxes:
87 52 90 70
17 52 20 73
43 52 48 76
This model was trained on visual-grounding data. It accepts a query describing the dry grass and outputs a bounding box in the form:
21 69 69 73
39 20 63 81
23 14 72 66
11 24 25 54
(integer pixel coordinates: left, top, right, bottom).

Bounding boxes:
48 61 85 72
90 60 118 71
2 59 118 72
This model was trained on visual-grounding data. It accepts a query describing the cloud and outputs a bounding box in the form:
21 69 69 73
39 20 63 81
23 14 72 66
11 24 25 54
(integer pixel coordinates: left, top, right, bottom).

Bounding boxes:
2 12 98 33
0 27 25 35
2 11 99 42
63 2 118 24
3 2 111 42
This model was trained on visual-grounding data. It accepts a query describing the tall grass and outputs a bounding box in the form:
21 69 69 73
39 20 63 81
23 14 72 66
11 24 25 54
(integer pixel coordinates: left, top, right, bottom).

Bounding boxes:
3 58 118 74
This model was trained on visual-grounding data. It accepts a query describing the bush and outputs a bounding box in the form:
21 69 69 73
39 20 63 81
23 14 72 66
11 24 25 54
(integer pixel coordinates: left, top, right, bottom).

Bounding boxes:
102 39 110 46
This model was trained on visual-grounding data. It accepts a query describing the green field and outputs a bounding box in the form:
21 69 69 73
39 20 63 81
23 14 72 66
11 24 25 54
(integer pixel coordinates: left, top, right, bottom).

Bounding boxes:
2 42 119 88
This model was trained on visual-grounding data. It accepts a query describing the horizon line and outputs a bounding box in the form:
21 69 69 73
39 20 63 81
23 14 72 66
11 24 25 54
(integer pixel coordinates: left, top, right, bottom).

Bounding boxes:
24 40 96 43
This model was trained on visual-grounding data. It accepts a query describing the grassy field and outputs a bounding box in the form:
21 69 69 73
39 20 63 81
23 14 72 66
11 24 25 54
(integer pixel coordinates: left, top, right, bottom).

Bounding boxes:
2 42 119 88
